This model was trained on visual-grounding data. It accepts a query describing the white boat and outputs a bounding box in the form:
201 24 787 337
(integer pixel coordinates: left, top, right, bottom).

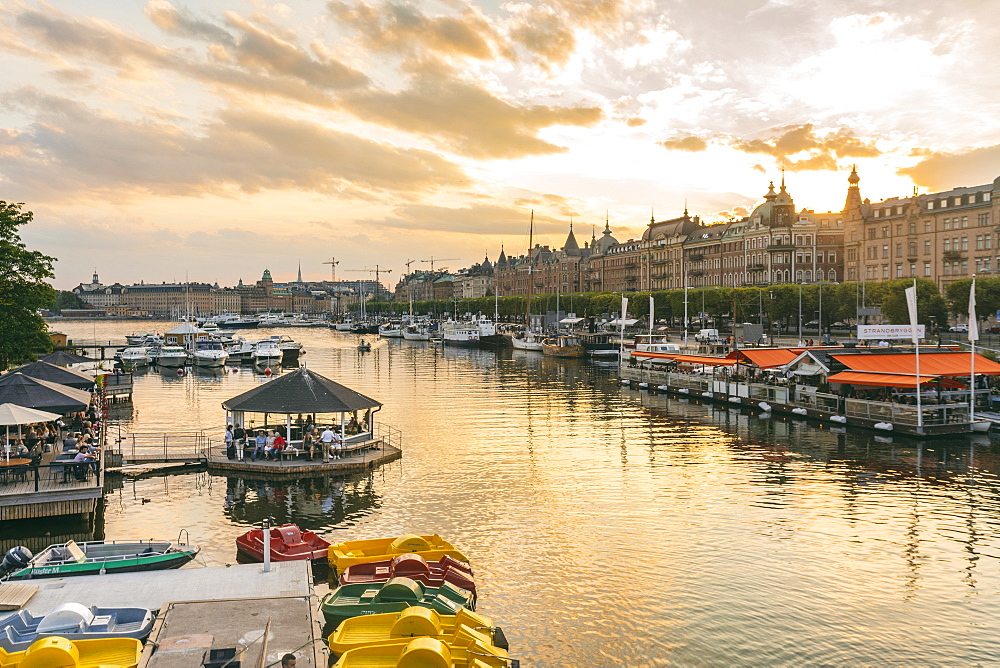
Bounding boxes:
118 347 152 367
125 332 163 346
511 331 543 351
402 324 432 341
226 337 256 363
217 315 260 329
379 321 404 338
253 339 283 365
0 603 155 653
155 345 188 367
333 321 354 331
474 315 508 348
264 335 303 361
191 339 228 367
441 320 480 347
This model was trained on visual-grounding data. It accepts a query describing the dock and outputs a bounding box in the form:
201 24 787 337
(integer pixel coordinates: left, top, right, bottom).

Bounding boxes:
16 561 324 667
207 440 401 477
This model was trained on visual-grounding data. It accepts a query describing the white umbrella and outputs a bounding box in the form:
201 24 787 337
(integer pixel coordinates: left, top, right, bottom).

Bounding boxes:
0 403 60 463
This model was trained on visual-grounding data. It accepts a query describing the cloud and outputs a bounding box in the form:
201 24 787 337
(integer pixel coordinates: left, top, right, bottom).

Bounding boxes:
659 135 707 152
897 144 1000 190
731 124 880 171
361 203 572 235
0 90 466 202
145 0 234 44
339 79 603 159
626 117 646 127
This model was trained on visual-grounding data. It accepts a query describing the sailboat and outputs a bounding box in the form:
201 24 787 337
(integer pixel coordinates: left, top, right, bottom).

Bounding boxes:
512 211 543 351
541 278 585 357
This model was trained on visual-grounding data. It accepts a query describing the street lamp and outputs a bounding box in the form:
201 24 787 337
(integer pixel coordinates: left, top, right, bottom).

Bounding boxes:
798 282 803 343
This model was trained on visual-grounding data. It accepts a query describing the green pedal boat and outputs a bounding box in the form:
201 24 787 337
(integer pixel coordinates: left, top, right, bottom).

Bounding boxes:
321 576 476 628
0 538 200 580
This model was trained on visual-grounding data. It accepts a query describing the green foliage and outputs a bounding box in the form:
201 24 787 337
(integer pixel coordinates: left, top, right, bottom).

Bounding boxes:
0 202 56 369
880 278 947 326
944 277 1000 321
51 290 85 313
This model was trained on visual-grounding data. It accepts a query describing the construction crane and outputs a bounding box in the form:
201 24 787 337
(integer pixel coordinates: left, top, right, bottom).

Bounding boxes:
322 257 340 282
345 265 394 295
421 257 458 273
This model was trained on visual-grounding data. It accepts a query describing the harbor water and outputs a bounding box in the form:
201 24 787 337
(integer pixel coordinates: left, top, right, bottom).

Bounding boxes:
8 321 1000 666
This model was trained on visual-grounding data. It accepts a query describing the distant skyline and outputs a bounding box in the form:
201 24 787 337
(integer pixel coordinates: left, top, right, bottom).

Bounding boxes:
2 0 998 290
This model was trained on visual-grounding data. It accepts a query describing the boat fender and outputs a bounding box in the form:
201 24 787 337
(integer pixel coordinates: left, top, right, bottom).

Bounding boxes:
758 402 772 412
830 415 847 424
728 396 742 404
620 379 630 385
701 392 713 398
874 422 893 431
792 407 808 415
678 388 689 394
0 545 32 578
264 367 272 376
638 383 649 389
657 385 669 392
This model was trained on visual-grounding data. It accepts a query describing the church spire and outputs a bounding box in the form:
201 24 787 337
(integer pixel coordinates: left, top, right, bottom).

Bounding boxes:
297 260 302 283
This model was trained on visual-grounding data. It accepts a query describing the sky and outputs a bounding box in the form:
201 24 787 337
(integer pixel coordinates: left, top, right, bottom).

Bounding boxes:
2 0 999 290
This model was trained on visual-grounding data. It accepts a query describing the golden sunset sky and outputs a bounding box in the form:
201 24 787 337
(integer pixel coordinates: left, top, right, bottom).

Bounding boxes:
2 0 998 289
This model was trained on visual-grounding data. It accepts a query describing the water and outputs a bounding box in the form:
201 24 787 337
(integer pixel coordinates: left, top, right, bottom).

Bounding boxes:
11 320 1000 666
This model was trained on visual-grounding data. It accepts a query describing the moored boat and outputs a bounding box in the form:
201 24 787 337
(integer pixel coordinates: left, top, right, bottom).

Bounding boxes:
328 534 469 573
440 321 479 347
541 335 585 357
332 636 510 668
579 332 621 357
117 347 153 367
0 539 199 580
0 603 155 653
253 339 283 365
379 321 404 338
320 577 475 628
511 330 543 351
328 606 508 658
402 324 432 341
0 636 143 668
235 523 330 562
191 339 228 367
339 553 475 592
154 345 188 367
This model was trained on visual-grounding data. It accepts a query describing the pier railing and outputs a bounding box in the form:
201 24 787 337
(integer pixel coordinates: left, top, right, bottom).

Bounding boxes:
119 432 210 463
0 462 101 497
844 399 969 426
375 422 403 451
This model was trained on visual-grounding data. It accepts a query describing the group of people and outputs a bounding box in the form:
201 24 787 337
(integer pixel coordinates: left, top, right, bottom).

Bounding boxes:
224 419 361 462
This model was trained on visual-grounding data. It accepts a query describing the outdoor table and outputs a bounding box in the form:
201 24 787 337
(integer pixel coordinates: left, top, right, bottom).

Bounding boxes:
0 458 31 483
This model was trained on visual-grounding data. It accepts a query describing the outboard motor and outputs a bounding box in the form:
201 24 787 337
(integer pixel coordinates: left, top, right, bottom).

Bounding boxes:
0 546 32 579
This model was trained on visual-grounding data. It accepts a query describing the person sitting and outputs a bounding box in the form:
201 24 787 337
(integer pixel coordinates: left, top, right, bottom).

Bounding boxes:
63 432 79 450
347 415 361 434
303 430 315 461
72 446 96 480
329 430 343 460
251 431 267 461
268 433 286 460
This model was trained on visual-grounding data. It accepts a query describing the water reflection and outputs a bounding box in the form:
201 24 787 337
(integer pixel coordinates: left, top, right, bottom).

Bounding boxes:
222 472 382 529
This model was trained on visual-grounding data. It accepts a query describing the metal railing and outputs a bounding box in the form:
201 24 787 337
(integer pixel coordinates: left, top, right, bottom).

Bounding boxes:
792 390 842 412
844 399 969 426
120 432 209 463
0 462 101 496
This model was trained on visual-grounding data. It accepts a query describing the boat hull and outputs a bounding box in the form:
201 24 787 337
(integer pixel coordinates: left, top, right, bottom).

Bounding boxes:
478 334 511 349
235 525 330 562
511 337 543 351
9 549 198 580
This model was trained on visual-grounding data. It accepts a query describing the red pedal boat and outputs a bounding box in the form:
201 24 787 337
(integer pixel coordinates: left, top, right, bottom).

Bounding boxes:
235 524 330 562
338 553 476 593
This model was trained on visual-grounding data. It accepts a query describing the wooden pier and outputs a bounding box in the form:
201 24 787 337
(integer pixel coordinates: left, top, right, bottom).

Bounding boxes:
206 439 401 477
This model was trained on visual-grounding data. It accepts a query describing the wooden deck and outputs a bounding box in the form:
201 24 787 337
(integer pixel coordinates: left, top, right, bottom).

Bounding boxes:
206 439 401 477
0 444 104 521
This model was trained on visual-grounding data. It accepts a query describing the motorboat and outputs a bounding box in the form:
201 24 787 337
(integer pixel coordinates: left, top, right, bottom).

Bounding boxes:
0 539 200 580
402 324 432 341
0 636 143 668
511 330 543 351
0 603 155 653
327 534 469 574
334 321 354 331
154 345 188 367
117 347 152 367
235 524 330 563
253 339 283 366
125 332 163 346
216 315 260 329
358 340 372 353
264 335 303 362
579 332 621 357
378 321 404 338
226 337 256 363
200 322 219 332
328 606 507 658
332 636 510 668
474 316 509 348
339 553 475 593
541 335 586 358
320 577 476 628
440 320 479 347
191 339 228 367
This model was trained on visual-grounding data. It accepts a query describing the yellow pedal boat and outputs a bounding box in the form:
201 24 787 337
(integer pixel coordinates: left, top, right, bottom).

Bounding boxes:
333 636 513 668
329 535 469 574
328 606 508 658
0 636 142 668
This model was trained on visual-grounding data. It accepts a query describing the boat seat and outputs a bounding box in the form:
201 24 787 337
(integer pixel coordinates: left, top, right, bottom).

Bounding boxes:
359 589 379 603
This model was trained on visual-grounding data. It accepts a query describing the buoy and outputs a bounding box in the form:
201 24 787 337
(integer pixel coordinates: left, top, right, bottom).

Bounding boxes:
264 367 272 376
177 368 184 376
657 385 669 391
638 382 649 389
830 415 847 423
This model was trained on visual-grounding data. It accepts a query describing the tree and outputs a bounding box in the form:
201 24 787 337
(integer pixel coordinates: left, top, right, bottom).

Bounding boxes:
51 290 85 314
0 202 56 370
880 278 946 327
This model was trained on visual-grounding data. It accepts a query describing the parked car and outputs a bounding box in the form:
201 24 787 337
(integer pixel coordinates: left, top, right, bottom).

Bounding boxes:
949 324 969 332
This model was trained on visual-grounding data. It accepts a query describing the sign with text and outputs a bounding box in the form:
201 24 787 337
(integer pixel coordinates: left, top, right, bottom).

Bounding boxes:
857 324 926 340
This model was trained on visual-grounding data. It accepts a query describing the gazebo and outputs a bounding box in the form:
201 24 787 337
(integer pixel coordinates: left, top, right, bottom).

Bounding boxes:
221 368 381 460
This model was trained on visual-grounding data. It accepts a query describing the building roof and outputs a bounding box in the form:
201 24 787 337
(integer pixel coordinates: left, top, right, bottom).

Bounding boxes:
222 367 381 414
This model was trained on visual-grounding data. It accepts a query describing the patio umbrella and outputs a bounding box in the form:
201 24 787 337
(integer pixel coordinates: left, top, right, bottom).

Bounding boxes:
39 351 92 366
6 361 97 390
0 373 91 413
0 403 60 462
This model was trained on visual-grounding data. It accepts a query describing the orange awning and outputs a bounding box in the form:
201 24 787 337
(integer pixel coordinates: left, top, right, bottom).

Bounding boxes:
827 371 939 387
632 352 735 366
830 351 1000 376
727 348 799 368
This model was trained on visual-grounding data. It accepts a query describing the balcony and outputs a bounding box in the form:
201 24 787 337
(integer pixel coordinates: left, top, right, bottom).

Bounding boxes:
943 250 965 260
651 258 669 265
688 270 704 277
624 262 638 269
747 264 766 272
689 253 704 261
625 276 638 282
651 272 668 279
767 243 794 251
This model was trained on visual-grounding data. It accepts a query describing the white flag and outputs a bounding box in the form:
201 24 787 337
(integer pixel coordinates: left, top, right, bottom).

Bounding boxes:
969 280 980 342
621 296 628 322
905 285 919 344
649 295 654 328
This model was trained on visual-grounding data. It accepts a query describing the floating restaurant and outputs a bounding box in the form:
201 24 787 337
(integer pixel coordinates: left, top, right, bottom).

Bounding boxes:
621 343 1000 437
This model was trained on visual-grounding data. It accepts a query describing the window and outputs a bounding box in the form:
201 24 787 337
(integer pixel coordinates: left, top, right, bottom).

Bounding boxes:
962 216 969 228
910 263 916 276
882 245 889 258
895 263 903 278
944 262 951 275
817 251 825 263
925 221 931 233
944 218 952 230
882 226 889 238
874 210 881 218
796 270 803 282
976 258 983 271
928 201 936 210
987 235 993 250
804 270 812 281
829 251 836 263
955 197 962 207
817 269 825 281
896 243 902 257
868 228 876 240
962 259 969 274
940 199 948 208
847 248 856 261
944 239 951 252
882 264 889 279
977 235 984 250
924 262 931 277
962 237 969 251
980 213 991 227
896 224 903 235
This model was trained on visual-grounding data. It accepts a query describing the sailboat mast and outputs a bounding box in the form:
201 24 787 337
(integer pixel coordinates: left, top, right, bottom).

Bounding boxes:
525 211 534 331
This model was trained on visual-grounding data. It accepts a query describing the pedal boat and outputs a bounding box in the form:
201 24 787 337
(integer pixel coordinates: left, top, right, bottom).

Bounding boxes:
328 534 469 574
320 577 476 629
0 635 143 668
0 603 154 653
333 636 510 668
328 606 508 658
235 524 330 562
339 554 475 593
4 539 199 580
